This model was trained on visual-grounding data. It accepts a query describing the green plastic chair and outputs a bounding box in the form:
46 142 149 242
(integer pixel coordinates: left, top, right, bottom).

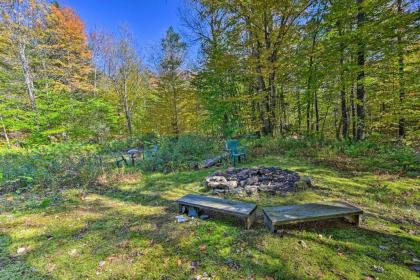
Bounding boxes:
113 152 128 168
225 140 247 166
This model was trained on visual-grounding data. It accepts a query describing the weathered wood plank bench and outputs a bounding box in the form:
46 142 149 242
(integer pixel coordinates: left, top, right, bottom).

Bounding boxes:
177 194 257 229
263 201 363 233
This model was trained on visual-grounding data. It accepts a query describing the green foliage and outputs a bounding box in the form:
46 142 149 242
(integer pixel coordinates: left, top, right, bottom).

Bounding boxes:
0 143 111 191
1 91 118 146
245 137 419 174
143 27 202 136
139 134 222 172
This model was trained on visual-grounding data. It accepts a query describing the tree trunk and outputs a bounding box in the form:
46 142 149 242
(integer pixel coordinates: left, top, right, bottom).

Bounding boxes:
93 66 97 96
279 83 286 135
350 82 356 139
338 23 349 139
122 78 133 135
263 8 274 136
297 89 302 133
0 115 10 148
334 106 340 139
268 70 276 135
314 88 319 132
172 83 179 135
18 41 36 110
306 86 311 134
306 54 313 134
356 0 366 141
397 0 405 138
306 31 317 134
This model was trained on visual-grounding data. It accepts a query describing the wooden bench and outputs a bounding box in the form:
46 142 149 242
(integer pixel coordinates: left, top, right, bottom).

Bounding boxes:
263 201 363 233
177 194 257 229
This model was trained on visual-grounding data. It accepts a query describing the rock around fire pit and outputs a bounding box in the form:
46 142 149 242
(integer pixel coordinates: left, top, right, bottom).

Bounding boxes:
204 167 312 195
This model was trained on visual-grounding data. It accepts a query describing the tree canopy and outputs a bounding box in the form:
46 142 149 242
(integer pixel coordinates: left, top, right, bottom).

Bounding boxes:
0 0 418 146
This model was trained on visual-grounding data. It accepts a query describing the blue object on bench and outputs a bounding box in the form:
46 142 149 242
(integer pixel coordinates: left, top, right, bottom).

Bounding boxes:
225 140 247 166
144 144 159 160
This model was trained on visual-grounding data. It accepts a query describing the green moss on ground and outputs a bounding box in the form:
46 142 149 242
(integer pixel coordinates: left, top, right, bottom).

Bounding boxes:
0 155 419 279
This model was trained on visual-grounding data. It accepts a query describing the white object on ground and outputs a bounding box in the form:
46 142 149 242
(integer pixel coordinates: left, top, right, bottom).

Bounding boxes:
176 215 188 223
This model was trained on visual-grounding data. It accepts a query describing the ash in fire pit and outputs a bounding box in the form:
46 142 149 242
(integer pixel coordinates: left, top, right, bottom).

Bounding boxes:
204 167 312 195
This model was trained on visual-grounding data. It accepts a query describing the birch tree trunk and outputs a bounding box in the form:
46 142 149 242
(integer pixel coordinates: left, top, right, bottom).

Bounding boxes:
122 75 133 135
0 115 11 148
18 41 36 110
305 30 317 134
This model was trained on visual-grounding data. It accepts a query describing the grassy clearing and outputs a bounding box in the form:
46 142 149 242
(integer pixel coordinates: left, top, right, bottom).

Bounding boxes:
0 155 419 279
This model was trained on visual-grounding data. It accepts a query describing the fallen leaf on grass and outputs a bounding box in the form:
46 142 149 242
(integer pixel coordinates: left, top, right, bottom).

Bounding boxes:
195 272 212 280
298 240 307 248
408 230 419 235
45 263 57 272
372 265 384 273
68 249 78 257
199 244 207 252
16 247 27 255
224 258 241 269
276 229 287 238
190 260 199 271
177 259 182 266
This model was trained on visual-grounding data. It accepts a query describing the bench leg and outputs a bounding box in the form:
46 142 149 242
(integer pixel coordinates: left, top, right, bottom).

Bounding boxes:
245 210 256 230
178 204 187 214
264 213 275 233
344 214 360 226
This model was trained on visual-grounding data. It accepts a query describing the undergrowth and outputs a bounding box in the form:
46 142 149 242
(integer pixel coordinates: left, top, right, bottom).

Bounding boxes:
245 137 419 175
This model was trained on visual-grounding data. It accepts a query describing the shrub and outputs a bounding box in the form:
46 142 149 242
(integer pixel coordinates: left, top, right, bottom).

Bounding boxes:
139 135 222 172
245 136 419 174
0 143 112 193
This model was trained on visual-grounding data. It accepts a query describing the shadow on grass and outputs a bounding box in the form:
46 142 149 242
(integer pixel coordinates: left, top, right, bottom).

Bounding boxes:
267 219 419 275
2 189 418 279
1 155 418 279
2 196 309 279
0 233 54 280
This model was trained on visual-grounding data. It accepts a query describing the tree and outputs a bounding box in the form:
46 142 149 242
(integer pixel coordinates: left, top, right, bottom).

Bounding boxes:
149 27 200 136
355 0 366 141
0 0 47 109
41 3 93 92
91 26 150 136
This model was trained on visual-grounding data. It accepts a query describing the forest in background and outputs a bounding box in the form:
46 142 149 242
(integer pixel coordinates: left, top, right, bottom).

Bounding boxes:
0 0 419 148
0 2 419 278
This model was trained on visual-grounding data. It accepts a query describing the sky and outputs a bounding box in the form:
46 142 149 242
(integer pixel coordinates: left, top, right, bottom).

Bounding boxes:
59 0 194 61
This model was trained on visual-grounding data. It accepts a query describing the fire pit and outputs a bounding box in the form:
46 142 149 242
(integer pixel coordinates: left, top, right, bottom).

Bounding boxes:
204 167 312 195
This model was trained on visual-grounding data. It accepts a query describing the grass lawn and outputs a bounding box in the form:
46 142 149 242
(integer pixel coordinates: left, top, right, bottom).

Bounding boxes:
0 155 419 279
